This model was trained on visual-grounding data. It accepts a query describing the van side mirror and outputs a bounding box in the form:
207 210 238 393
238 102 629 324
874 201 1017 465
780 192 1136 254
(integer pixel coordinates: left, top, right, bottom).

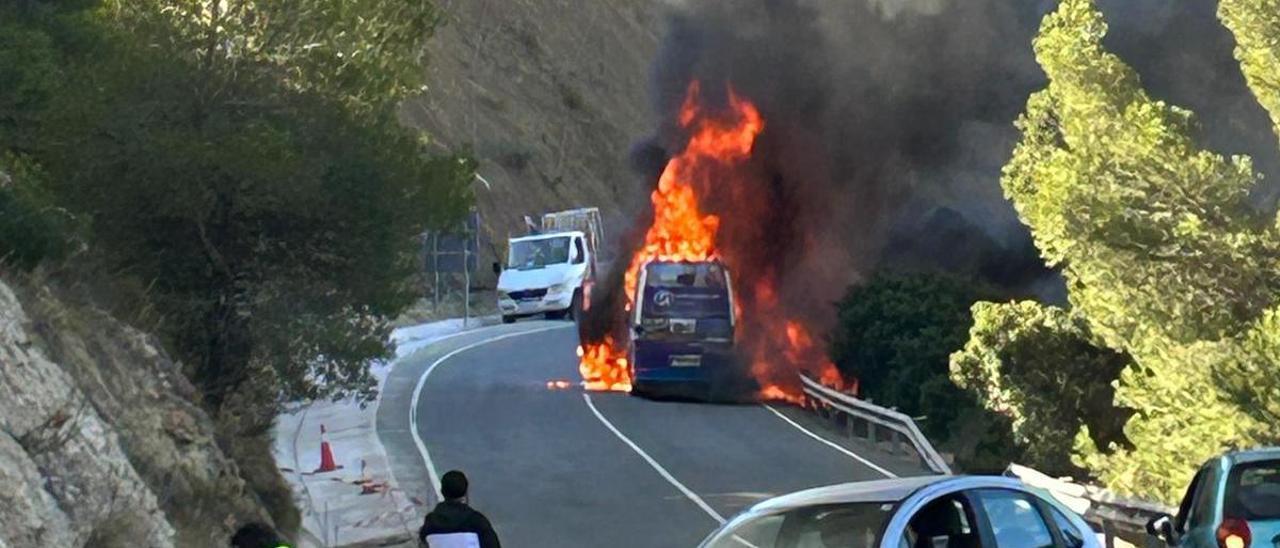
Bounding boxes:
1146 514 1176 546
492 261 501 276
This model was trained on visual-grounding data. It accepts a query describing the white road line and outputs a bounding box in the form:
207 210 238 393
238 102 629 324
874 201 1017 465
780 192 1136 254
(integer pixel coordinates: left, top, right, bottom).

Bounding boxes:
762 404 898 478
582 393 727 525
409 324 573 500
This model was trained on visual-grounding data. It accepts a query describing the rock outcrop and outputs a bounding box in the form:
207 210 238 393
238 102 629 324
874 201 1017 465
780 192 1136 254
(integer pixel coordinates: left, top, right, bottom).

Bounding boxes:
0 277 273 547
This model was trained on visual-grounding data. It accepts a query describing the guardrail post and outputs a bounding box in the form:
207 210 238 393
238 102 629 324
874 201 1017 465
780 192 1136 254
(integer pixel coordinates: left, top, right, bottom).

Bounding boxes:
866 421 876 445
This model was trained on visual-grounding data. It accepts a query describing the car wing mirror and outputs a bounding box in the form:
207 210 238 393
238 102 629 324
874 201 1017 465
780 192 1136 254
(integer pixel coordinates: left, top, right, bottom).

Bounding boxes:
1146 514 1176 546
492 261 501 276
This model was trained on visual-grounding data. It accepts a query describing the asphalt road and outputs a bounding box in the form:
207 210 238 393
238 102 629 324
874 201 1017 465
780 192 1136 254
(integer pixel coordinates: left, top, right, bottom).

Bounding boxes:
377 321 926 548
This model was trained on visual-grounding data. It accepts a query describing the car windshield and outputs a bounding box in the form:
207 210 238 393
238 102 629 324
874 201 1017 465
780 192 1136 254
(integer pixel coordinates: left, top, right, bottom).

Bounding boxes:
509 237 571 269
703 503 891 548
1226 459 1280 520
645 262 727 288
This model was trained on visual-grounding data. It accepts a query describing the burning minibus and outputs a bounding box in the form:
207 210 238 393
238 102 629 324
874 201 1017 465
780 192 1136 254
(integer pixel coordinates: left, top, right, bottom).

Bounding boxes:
628 259 752 400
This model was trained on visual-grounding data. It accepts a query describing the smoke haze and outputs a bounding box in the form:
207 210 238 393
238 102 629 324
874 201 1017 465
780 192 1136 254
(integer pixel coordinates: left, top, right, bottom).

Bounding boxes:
582 0 1280 360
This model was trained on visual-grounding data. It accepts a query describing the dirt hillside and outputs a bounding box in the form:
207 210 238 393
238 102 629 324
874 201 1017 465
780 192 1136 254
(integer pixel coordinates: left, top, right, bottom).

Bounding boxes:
404 0 662 266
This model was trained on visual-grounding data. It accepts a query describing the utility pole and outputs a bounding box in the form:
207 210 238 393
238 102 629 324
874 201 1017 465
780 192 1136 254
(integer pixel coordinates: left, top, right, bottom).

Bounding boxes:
463 239 471 328
432 233 440 309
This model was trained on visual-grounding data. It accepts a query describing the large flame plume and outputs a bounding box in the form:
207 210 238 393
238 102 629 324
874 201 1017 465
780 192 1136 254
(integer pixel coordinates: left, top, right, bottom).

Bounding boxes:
578 82 846 399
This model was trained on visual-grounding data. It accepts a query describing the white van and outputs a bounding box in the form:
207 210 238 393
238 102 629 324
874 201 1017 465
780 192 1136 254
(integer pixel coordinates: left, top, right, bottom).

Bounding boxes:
496 230 593 323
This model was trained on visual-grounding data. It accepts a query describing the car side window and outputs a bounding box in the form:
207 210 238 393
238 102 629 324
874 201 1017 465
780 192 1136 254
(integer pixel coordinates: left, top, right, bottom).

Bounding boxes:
974 489 1056 548
901 494 980 548
1188 464 1218 529
1048 507 1085 548
572 237 585 264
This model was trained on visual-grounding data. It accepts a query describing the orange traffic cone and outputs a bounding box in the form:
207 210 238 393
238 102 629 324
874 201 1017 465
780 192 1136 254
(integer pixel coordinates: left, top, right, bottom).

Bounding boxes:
316 424 341 473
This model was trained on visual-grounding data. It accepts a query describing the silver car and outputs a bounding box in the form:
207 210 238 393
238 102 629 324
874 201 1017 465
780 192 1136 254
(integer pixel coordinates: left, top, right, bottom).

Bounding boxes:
699 475 1100 548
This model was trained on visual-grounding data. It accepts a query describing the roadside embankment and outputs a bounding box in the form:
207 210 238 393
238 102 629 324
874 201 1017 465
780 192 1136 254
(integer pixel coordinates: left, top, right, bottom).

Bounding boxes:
273 317 497 547
0 276 273 547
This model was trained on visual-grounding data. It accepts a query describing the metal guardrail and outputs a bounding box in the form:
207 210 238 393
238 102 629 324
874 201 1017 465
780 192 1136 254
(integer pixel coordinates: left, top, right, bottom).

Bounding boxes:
797 373 952 474
1007 464 1172 548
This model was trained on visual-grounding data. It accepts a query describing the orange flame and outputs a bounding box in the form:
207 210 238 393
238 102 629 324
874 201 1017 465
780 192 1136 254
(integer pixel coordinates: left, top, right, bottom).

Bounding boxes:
576 81 848 401
577 82 762 391
759 384 805 405
577 339 631 392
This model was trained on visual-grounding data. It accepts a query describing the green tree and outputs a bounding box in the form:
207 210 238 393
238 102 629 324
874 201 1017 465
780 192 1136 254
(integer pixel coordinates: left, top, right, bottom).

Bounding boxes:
0 0 470 533
1215 2 1280 432
102 0 442 112
950 301 1131 474
5 0 473 409
956 0 1280 502
0 155 77 270
1220 0 1280 141
0 4 86 270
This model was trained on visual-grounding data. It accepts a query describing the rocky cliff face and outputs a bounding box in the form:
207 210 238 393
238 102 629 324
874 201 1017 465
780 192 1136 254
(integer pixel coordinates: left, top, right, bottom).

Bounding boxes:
0 277 272 547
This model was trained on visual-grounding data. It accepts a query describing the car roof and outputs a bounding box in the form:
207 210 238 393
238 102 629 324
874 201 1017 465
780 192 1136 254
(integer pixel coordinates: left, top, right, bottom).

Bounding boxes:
751 476 948 513
1225 447 1280 466
748 475 1037 515
510 231 583 243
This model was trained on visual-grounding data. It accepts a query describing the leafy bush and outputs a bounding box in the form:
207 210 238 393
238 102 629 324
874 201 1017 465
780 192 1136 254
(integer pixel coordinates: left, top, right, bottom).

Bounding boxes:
0 156 75 271
830 273 1023 471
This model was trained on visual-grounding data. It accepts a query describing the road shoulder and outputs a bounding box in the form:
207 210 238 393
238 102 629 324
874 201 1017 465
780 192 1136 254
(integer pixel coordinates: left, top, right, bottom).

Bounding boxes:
271 317 502 547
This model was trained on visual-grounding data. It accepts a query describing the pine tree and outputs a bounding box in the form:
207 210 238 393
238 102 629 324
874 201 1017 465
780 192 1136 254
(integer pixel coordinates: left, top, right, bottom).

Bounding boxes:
1220 0 1280 142
955 0 1280 501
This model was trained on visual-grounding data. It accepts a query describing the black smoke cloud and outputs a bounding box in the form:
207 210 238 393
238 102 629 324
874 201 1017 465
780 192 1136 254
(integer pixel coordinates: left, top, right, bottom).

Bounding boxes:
582 0 1279 345
627 0 1057 341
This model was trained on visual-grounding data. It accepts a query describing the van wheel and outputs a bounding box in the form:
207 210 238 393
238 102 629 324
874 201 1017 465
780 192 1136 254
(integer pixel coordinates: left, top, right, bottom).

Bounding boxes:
502 315 517 324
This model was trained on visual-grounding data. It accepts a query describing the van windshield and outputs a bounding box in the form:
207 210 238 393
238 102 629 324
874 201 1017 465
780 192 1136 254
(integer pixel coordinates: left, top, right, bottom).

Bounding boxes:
639 262 732 321
509 237 571 269
645 262 727 288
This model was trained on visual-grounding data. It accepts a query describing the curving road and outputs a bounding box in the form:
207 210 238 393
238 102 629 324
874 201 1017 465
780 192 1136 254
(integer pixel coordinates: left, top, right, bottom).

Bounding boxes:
377 321 927 547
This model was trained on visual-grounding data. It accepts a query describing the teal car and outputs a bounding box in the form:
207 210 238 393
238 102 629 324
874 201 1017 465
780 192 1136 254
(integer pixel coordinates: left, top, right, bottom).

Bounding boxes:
1148 449 1280 548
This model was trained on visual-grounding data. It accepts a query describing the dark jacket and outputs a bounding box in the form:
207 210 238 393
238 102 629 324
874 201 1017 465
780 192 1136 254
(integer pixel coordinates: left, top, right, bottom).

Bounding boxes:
419 500 501 548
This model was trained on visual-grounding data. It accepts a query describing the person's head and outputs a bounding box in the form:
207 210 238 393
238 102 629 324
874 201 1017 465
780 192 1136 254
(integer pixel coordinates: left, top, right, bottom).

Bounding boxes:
441 470 469 502
230 522 288 548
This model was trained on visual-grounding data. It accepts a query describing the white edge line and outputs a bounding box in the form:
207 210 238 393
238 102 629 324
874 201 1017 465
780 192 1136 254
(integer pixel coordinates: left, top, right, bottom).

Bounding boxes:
393 326 478 362
409 324 573 501
373 327 481 539
582 393 726 525
762 404 898 479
